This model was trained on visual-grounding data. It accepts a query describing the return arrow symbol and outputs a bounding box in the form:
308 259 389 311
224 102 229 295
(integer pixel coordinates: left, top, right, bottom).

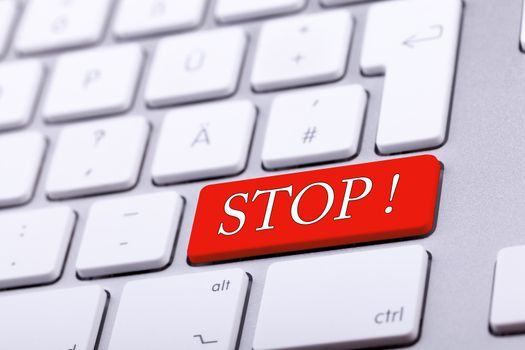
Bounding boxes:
403 24 444 48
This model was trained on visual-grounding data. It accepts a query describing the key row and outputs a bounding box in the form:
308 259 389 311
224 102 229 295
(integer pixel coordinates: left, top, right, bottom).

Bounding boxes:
0 245 430 350
4 240 523 349
0 0 311 56
6 214 525 346
0 192 183 289
0 1 462 155
0 0 375 57
1 156 440 288
3 10 352 124
1 87 369 206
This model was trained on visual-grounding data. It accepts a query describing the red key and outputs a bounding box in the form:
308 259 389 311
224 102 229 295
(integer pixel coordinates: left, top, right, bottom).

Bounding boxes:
188 155 442 264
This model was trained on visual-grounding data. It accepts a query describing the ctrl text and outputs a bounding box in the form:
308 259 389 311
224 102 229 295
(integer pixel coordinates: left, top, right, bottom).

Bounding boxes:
374 306 404 324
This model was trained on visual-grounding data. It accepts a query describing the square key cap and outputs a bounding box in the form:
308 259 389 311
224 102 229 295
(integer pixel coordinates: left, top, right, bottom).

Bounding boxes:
0 286 107 350
152 100 256 184
108 269 249 350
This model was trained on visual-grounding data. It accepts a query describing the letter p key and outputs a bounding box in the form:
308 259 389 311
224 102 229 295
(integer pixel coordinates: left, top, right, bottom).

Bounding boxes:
83 68 101 88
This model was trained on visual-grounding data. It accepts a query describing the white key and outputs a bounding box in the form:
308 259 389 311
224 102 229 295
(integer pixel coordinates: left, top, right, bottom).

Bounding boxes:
253 245 429 350
0 0 17 57
361 0 462 154
145 28 247 107
0 207 75 289
108 269 249 350
0 60 44 130
43 44 144 122
76 191 183 279
216 0 305 23
114 0 207 39
262 85 367 169
0 286 107 350
152 100 256 184
15 0 112 55
46 116 149 199
251 10 352 92
490 245 525 334
0 131 46 207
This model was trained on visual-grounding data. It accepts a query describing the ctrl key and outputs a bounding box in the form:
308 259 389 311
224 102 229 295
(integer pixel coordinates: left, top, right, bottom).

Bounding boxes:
253 245 430 350
0 285 108 350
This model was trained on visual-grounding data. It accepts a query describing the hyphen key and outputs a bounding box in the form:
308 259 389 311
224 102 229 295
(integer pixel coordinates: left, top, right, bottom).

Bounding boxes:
188 155 442 264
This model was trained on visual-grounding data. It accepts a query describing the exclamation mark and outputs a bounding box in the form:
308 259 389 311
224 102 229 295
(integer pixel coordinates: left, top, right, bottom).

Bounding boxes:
385 173 400 214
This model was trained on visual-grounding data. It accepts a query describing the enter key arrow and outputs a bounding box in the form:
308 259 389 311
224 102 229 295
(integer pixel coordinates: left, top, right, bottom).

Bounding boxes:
403 24 444 48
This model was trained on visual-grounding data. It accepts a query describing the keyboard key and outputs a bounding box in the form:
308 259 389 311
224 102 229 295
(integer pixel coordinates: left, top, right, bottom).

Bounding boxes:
188 155 441 264
0 286 107 350
490 245 525 334
46 116 149 200
114 0 207 39
215 0 306 23
262 85 367 169
43 44 144 122
0 0 17 57
108 269 249 350
0 60 44 130
15 0 112 55
253 245 429 349
76 191 183 279
0 131 46 207
361 0 462 154
152 100 256 184
145 28 247 107
0 207 75 289
251 10 352 91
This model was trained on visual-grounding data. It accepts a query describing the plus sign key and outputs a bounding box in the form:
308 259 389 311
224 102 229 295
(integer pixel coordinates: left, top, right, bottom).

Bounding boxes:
251 10 353 91
262 85 367 169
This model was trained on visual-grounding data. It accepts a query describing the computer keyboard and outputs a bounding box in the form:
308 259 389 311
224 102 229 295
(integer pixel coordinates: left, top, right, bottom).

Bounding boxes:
0 0 524 348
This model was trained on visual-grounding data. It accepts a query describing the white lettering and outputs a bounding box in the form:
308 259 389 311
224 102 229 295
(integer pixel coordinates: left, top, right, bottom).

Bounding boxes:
218 192 249 236
334 177 373 220
291 182 334 225
253 186 293 231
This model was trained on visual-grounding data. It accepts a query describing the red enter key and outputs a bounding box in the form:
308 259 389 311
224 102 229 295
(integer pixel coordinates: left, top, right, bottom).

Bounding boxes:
188 155 442 264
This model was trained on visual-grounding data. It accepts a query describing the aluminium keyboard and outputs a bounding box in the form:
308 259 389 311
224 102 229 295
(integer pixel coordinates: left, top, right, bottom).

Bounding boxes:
0 0 524 349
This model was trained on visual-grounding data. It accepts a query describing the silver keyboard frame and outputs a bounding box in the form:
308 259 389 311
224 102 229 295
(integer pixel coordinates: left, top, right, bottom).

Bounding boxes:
1 0 523 348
